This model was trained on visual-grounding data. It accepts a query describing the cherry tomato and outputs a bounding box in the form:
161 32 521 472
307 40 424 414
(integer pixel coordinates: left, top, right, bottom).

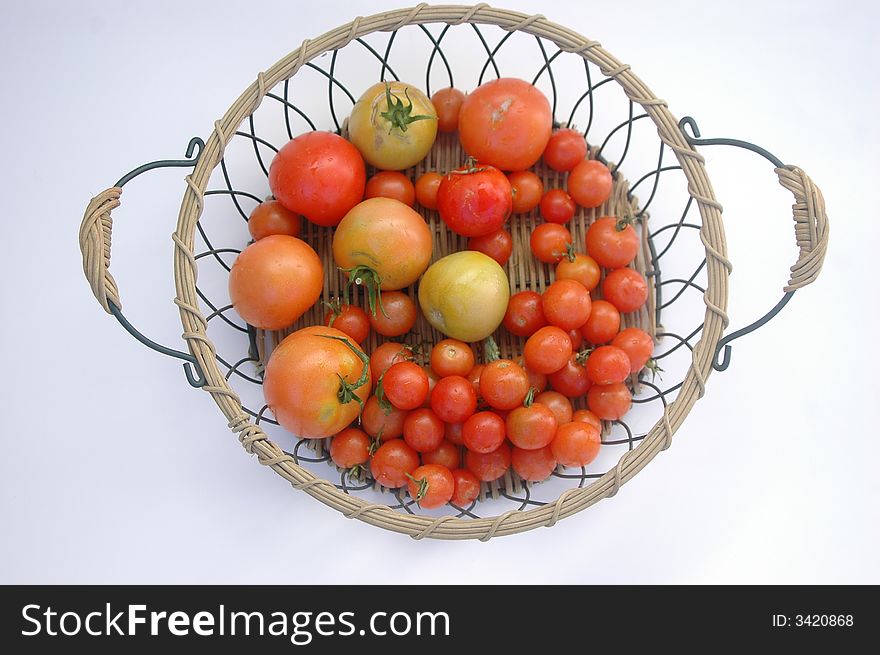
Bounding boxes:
511 445 557 482
587 382 632 421
437 164 512 237
369 291 417 337
530 223 572 264
508 170 544 214
269 131 366 226
567 159 613 210
521 362 548 393
540 189 577 224
603 268 648 313
364 171 416 207
421 367 440 408
445 421 465 446
586 345 632 385
450 468 481 506
248 200 301 241
468 228 513 266
402 408 445 453
524 326 573 375
580 299 621 345
548 354 592 398
480 359 531 410
382 361 429 410
462 411 507 454
557 253 601 292
542 278 592 330
430 339 475 378
464 440 511 482
330 427 371 469
585 216 639 269
415 172 442 210
430 375 478 424
506 402 557 450
467 364 484 403
534 390 573 426
431 87 466 133
324 304 370 344
612 327 655 374
229 235 323 330
551 421 601 467
572 409 602 431
421 439 461 470
406 464 455 509
361 394 408 441
370 438 420 488
543 128 587 172
567 328 584 351
503 290 548 337
369 342 415 384
459 78 552 171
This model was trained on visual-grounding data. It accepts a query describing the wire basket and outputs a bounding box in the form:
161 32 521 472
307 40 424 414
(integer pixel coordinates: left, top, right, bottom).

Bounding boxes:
79 4 828 541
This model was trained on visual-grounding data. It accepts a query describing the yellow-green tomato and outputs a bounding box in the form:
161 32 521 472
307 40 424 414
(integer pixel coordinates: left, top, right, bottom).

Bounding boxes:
348 81 438 170
418 251 510 342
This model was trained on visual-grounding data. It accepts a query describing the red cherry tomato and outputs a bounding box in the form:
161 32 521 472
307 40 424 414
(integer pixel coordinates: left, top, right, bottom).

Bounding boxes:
542 279 592 331
445 421 465 447
539 189 577 224
548 354 592 398
506 402 558 450
369 342 415 384
464 440 511 482
364 170 416 207
467 363 484 403
503 290 548 337
406 464 455 509
324 304 370 344
430 375 478 424
587 382 632 421
415 172 443 210
361 394 408 441
586 345 632 385
556 253 601 292
567 159 612 210
580 299 621 345
421 439 462 470
543 128 588 172
508 170 544 214
530 223 572 264
431 87 466 133
462 411 507 454
551 421 601 467
248 200 301 241
603 268 648 313
479 360 530 410
611 327 655 375
403 408 446 453
511 445 557 482
450 468 481 506
468 228 513 266
430 339 476 378
567 328 584 351
330 427 371 469
370 439 420 488
524 326 573 375
585 216 639 269
382 361 429 410
534 390 573 426
572 409 602 431
369 291 418 337
437 164 513 237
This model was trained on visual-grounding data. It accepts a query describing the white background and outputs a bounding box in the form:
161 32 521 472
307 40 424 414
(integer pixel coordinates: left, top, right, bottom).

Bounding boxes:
1 0 877 584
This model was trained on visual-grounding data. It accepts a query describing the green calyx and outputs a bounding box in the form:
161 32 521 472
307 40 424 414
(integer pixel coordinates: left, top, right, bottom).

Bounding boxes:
341 265 387 318
523 386 537 408
379 82 436 134
575 348 592 366
615 215 636 232
405 472 429 502
320 335 371 408
645 358 664 381
482 335 501 363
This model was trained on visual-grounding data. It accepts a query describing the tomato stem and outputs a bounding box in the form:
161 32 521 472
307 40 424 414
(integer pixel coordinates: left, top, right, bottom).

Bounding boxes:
322 299 343 323
615 215 636 232
320 335 371 408
523 386 537 408
368 429 382 456
645 358 664 382
346 464 365 481
575 348 592 366
405 472 429 502
482 335 501 363
341 265 387 318
565 242 577 262
374 370 394 414
379 83 436 134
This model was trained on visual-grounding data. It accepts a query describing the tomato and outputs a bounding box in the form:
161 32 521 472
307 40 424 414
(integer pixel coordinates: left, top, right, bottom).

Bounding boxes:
572 409 602 431
530 223 572 264
364 171 416 207
430 375 478 424
421 367 440 409
450 468 481 506
567 328 584 351
431 339 475 378
521 363 548 393
330 427 371 469
503 290 547 337
542 278 592 330
419 251 510 342
229 235 322 330
468 228 513 267
506 402 557 450
421 439 461 470
333 198 432 300
248 200 301 241
382 361 429 410
612 327 655 374
324 303 370 344
603 268 648 313
543 128 587 172
458 77 552 171
480 359 530 410
415 172 442 210
568 159 613 209
462 411 506 454
586 345 632 385
369 342 415 384
370 439 420 488
524 326 573 375
508 171 544 214
369 291 417 338
587 382 632 421
406 464 454 509
548 354 592 398
511 445 557 482
264 326 371 439
348 81 438 170
580 299 621 345
534 390 573 426
445 421 465 447
361 394 408 441
466 364 484 403
464 440 511 482
557 253 600 292
431 87 466 133
551 422 601 467
437 164 512 237
539 189 577 224
269 131 365 226
585 216 639 269
402 408 445 453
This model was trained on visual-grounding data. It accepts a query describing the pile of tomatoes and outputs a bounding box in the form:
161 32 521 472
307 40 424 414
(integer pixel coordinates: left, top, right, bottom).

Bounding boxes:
228 76 654 510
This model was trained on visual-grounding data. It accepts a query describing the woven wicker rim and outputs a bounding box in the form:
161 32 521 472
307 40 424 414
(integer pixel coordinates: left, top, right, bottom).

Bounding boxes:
169 3 733 541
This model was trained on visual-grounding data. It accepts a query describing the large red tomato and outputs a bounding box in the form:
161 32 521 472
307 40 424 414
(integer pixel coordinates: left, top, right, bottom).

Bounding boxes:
437 164 512 237
268 131 366 227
